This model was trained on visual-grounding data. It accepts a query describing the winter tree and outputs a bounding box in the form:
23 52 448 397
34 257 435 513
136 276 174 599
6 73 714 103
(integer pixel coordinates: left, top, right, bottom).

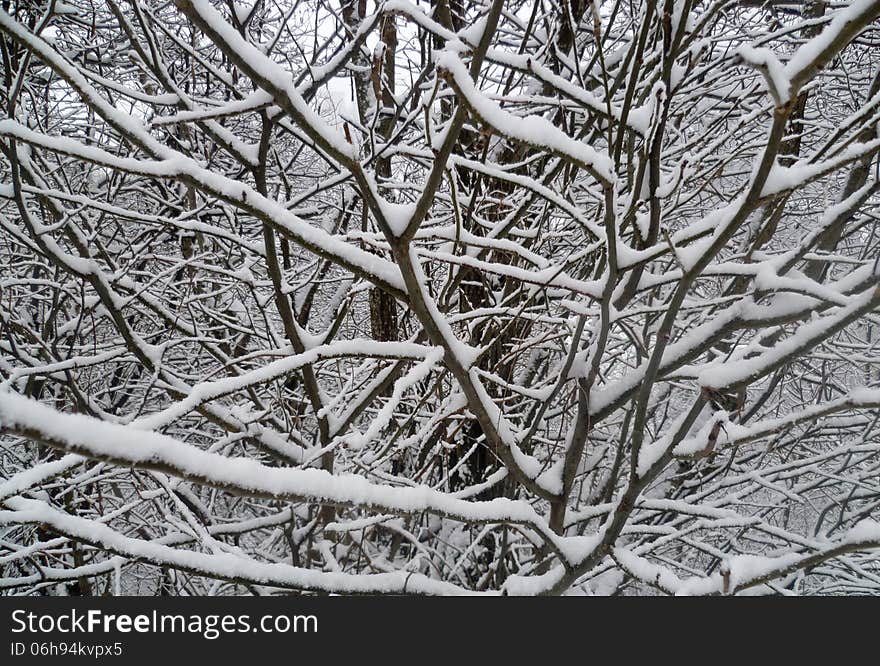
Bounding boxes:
1 0 880 595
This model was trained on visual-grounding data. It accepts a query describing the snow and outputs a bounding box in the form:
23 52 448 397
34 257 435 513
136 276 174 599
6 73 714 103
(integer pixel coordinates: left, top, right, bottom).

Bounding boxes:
502 566 568 596
785 0 880 82
761 137 880 197
0 118 407 293
0 454 84 502
129 339 436 431
636 409 694 476
151 89 273 126
378 200 417 238
435 52 616 185
344 347 443 450
738 45 790 105
0 497 478 595
845 519 880 545
232 1 253 25
699 287 880 390
179 0 356 162
0 391 553 530
419 247 604 299
671 410 728 457
707 387 880 452
3 0 880 598
613 547 683 593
